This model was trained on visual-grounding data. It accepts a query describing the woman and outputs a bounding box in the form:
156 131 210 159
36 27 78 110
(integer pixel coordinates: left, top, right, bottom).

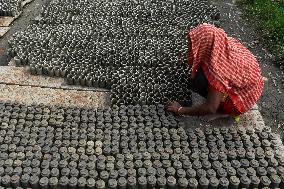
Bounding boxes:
167 23 264 118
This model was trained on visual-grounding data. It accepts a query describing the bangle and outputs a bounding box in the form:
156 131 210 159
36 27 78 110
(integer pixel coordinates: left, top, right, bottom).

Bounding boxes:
177 107 183 115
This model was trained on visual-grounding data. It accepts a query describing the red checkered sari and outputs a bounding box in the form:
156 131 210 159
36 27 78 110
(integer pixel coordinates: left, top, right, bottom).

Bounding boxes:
188 23 264 114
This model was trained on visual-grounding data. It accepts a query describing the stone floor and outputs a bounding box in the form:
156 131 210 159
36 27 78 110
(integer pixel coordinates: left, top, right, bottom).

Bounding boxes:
0 65 110 108
0 64 267 133
179 93 266 131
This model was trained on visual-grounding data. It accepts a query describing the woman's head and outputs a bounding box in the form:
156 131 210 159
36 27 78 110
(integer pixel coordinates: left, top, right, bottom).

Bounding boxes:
188 23 228 77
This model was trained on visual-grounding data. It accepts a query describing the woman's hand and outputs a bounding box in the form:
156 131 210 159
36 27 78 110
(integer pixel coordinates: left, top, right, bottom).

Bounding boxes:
166 101 182 114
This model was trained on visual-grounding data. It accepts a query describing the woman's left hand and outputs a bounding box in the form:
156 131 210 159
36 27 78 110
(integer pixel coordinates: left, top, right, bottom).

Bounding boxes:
166 101 182 114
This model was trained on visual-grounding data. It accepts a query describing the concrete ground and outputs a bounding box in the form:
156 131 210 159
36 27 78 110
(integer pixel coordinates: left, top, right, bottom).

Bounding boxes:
0 64 110 108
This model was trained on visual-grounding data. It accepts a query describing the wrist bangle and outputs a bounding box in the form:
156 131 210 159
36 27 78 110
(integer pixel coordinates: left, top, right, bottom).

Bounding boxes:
177 107 183 115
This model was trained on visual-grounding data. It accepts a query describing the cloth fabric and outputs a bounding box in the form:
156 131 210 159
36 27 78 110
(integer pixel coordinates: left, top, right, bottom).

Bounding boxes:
188 23 264 114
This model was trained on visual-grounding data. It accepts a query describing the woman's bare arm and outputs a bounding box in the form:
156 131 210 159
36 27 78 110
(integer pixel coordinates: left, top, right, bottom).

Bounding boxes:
167 89 223 116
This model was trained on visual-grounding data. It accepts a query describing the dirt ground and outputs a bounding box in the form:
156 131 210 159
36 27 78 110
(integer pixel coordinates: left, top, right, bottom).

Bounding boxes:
0 0 47 66
0 0 283 137
211 0 284 135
